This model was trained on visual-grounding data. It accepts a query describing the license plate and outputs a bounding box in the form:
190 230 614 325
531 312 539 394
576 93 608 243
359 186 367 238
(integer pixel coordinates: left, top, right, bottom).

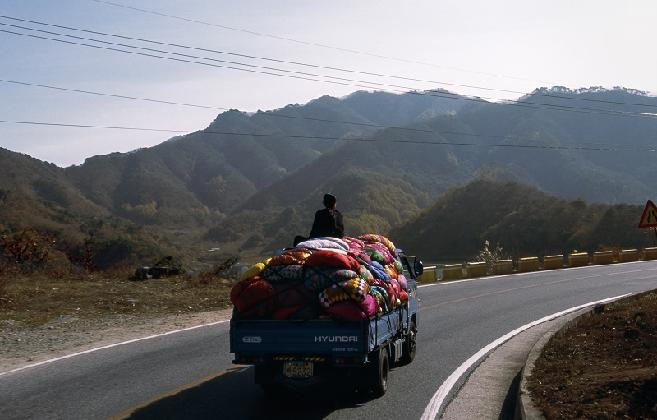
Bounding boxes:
283 361 313 378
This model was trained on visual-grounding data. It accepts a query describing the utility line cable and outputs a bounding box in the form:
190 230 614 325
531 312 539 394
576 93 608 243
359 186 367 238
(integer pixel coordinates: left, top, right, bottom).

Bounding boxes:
2 14 657 115
83 0 555 85
2 21 656 122
2 118 656 153
5 77 657 148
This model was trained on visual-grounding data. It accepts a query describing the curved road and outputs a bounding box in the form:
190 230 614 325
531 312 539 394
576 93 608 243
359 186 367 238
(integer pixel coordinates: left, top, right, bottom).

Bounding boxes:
2 261 657 419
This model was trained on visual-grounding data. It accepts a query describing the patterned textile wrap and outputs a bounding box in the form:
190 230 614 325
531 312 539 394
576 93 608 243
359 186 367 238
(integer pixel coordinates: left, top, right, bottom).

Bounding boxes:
296 237 349 253
365 248 386 265
358 265 374 283
318 278 370 308
359 294 377 318
325 301 366 321
359 234 397 256
262 264 304 284
368 261 391 283
397 274 408 291
367 242 395 264
369 286 389 314
389 278 402 307
344 236 365 253
318 286 350 308
303 267 358 291
385 264 399 280
269 249 312 266
399 289 409 303
274 283 315 307
230 276 275 316
349 249 371 265
238 258 271 282
394 259 403 273
305 250 360 271
341 278 370 302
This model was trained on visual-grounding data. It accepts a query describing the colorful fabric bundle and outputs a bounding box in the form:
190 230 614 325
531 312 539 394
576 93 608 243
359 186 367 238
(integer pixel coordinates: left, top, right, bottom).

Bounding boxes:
230 276 275 316
305 250 360 271
239 258 271 282
359 294 377 318
319 278 370 308
319 285 351 308
369 285 389 314
359 233 396 256
325 301 366 321
367 261 391 283
358 265 374 283
365 242 395 264
397 274 408 291
344 237 365 252
385 264 398 280
262 264 304 284
274 283 314 308
296 237 349 252
399 289 409 303
303 267 358 291
269 249 312 266
233 234 410 321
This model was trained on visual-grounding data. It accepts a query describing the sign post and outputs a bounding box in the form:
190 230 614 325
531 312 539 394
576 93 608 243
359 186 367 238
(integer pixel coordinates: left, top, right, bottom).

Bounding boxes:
638 200 657 244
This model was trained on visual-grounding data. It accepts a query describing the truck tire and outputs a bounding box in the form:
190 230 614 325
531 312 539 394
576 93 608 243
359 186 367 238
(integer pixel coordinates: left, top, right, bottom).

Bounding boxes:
368 347 389 397
400 320 417 365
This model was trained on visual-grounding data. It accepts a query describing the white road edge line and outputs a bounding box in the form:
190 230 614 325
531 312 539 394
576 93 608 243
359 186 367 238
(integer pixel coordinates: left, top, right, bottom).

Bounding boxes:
419 293 631 420
0 319 230 378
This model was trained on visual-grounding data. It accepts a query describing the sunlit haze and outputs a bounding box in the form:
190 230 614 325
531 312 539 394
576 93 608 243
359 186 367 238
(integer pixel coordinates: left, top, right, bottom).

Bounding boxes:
1 0 656 166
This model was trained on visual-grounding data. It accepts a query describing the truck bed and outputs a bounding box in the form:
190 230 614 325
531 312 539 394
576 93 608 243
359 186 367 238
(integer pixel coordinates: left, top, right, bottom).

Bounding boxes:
230 306 408 358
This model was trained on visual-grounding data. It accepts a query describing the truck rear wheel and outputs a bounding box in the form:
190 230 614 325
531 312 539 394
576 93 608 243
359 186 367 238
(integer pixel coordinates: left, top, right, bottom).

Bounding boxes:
400 320 417 365
368 347 389 397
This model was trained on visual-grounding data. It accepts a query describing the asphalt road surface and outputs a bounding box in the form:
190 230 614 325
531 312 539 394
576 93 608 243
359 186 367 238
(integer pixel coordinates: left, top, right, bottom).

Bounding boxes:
2 261 657 420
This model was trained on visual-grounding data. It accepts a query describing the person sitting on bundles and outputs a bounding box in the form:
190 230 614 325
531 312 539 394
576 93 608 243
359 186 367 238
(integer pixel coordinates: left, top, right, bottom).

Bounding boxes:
294 193 344 246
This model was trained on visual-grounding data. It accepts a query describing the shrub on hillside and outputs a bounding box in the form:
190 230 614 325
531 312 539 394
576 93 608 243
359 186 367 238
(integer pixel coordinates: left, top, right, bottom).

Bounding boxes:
0 228 55 272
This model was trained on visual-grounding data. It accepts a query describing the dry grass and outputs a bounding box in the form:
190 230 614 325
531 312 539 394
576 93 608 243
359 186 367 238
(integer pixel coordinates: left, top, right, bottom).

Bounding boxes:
0 270 234 326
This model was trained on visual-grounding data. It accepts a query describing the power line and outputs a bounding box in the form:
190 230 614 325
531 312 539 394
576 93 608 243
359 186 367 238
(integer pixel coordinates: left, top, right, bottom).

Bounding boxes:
2 19 656 123
2 117 656 153
5 77 657 149
2 14 657 117
83 0 554 85
0 78 229 112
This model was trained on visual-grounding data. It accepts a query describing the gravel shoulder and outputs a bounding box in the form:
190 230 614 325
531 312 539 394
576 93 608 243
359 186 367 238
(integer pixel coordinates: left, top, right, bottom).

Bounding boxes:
0 273 234 373
0 308 232 373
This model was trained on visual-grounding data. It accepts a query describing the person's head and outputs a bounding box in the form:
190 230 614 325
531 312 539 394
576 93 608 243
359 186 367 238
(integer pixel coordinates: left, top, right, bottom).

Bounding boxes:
323 193 337 209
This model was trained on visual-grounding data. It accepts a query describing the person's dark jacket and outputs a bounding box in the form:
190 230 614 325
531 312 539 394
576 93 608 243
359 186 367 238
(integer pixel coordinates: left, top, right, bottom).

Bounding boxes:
309 208 344 238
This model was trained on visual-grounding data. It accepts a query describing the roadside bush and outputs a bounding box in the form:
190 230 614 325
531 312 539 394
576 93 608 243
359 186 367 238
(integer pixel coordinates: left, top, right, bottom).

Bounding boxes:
0 228 56 272
476 240 506 274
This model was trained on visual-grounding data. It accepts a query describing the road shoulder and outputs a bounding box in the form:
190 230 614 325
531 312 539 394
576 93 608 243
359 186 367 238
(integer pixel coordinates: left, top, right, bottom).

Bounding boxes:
0 308 232 373
441 310 585 419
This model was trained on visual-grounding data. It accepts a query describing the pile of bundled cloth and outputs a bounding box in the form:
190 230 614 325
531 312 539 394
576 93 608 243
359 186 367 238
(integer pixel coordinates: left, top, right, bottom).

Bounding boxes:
231 234 410 322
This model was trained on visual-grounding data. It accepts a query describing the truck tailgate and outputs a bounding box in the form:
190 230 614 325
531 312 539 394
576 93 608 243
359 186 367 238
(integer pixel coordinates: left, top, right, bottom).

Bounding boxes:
230 319 369 355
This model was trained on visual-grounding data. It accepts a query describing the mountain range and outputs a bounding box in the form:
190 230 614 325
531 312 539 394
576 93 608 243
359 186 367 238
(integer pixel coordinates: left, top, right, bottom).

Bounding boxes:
1 86 656 264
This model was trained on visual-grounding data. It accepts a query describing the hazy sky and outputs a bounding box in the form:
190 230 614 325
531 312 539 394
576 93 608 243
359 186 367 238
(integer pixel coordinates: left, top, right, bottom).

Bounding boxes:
1 0 656 166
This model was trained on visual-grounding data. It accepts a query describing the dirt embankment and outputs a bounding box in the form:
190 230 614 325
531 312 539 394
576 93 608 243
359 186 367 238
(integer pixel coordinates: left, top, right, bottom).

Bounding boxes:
529 291 657 419
0 273 233 372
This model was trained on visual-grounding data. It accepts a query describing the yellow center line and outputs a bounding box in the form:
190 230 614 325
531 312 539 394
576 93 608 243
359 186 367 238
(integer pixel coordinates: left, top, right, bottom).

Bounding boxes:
109 365 249 420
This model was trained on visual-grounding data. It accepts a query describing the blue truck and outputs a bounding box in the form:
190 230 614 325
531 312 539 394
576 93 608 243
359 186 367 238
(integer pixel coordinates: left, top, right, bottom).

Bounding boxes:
230 252 422 396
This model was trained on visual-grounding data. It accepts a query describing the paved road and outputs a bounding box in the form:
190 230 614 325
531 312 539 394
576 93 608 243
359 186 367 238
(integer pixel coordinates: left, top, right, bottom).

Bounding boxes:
2 261 657 419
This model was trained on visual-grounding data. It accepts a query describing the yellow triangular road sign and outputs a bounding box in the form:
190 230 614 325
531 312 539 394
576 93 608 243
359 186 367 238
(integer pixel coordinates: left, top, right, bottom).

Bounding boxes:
639 200 657 228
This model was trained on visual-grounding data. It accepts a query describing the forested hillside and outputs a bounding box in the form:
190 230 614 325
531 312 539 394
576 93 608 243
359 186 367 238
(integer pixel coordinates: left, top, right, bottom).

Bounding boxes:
392 180 652 261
